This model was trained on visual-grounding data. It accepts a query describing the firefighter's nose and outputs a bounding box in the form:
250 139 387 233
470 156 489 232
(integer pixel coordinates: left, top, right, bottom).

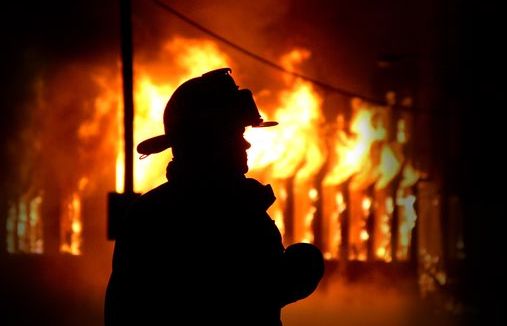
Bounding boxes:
243 137 251 150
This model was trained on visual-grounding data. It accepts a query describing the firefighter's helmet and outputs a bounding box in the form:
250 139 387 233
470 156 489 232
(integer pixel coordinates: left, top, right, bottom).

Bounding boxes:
137 68 277 156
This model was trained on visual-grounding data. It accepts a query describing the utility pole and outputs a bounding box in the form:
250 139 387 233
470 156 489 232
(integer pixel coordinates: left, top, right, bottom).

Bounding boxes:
121 0 134 194
107 0 140 240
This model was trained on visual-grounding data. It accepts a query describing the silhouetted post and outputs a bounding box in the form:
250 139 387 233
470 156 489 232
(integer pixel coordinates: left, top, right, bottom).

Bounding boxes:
340 179 351 262
387 96 400 262
0 196 6 255
390 175 401 262
107 0 140 240
409 184 419 268
121 0 134 194
365 184 375 261
312 156 329 250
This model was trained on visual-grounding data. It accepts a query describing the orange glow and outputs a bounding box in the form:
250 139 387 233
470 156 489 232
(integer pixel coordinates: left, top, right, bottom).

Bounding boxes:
269 185 287 240
309 188 318 201
375 196 393 262
108 36 420 260
245 49 325 245
114 37 232 193
302 188 319 243
271 207 285 239
401 161 419 188
397 118 407 144
59 176 89 255
6 195 44 254
376 247 386 258
376 144 402 190
419 250 447 298
322 187 344 259
246 80 325 180
324 194 342 260
60 192 83 255
396 192 417 260
323 102 386 188
132 77 174 192
395 161 420 260
116 91 125 192
360 230 369 241
362 197 372 212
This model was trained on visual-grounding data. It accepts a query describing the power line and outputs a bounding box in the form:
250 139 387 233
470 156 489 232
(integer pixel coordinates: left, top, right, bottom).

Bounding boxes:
151 0 388 106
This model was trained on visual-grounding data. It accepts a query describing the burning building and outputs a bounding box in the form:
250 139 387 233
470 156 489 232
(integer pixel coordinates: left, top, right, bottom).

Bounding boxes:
1 0 497 325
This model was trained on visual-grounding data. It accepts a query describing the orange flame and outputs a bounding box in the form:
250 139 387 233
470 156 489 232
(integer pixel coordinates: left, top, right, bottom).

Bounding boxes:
246 50 325 181
114 37 232 193
245 49 326 244
376 144 402 190
60 192 83 255
323 101 386 188
108 37 419 258
400 161 419 188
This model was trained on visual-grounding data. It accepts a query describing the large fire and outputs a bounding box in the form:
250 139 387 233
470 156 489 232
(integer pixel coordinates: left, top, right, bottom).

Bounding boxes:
6 36 420 263
112 37 419 261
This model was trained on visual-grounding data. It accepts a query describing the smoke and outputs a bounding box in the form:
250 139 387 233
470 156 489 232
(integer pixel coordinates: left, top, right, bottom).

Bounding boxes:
282 271 460 326
1 0 120 196
129 0 435 124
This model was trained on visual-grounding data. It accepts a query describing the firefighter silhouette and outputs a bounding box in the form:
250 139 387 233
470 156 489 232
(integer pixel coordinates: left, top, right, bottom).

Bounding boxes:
105 68 324 326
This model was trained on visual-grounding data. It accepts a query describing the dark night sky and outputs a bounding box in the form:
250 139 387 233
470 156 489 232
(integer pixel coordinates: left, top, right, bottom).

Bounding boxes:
0 0 505 324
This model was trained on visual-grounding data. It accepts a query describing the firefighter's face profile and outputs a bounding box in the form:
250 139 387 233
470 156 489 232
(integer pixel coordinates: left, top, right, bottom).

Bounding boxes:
193 125 250 175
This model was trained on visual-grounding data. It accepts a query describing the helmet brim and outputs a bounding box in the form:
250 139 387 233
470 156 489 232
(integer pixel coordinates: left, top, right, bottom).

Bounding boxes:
136 135 172 155
255 121 278 127
136 120 277 156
